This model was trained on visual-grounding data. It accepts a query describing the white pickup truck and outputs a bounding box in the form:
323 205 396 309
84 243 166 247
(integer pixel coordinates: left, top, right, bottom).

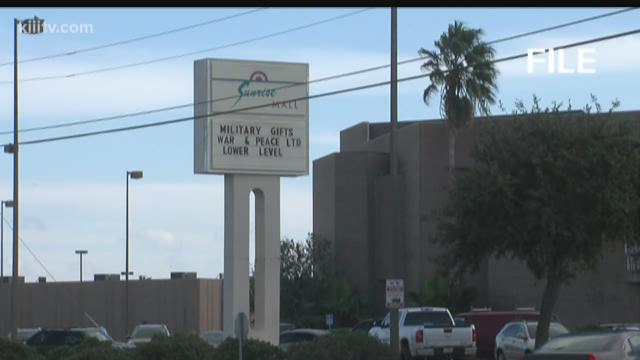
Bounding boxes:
368 306 476 360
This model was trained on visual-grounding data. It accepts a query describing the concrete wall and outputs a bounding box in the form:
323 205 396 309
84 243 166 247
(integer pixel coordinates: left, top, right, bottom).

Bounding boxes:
0 278 222 341
313 150 388 301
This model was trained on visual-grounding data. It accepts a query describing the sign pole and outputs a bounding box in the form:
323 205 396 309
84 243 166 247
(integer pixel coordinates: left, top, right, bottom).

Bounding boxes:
386 278 403 357
391 309 399 356
235 312 248 360
389 7 401 357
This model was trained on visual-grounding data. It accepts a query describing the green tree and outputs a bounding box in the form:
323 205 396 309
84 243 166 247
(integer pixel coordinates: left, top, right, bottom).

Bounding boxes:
46 338 131 360
419 21 498 182
407 276 477 315
433 97 640 348
287 330 394 360
280 234 371 328
0 338 43 360
132 334 214 360
214 338 286 360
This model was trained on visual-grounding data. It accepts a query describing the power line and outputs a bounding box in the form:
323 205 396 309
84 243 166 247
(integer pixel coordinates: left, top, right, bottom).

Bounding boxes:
2 217 57 281
487 7 637 45
0 8 268 67
1 7 632 86
0 8 372 85
10 27 640 147
0 7 633 136
401 7 639 70
0 66 392 136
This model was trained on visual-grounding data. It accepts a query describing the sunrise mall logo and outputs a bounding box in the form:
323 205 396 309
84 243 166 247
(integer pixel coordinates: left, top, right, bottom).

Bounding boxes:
233 71 278 108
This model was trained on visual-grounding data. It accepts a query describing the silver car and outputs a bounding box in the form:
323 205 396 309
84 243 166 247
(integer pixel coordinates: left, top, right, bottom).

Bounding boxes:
525 331 640 360
127 324 171 348
495 320 569 360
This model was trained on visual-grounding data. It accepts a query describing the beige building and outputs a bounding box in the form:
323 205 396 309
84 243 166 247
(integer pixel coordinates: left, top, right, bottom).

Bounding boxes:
0 274 222 341
313 111 640 328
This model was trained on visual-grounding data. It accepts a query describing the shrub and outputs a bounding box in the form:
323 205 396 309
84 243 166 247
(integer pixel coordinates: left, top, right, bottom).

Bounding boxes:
131 334 215 360
45 338 131 360
287 330 394 360
214 337 286 360
0 338 44 360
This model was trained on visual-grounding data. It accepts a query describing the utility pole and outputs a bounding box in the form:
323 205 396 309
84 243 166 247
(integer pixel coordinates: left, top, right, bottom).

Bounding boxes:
389 6 401 358
124 170 142 337
10 18 20 341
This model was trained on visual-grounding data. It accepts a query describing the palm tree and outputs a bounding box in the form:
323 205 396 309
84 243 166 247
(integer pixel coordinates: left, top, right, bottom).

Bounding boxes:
419 21 498 182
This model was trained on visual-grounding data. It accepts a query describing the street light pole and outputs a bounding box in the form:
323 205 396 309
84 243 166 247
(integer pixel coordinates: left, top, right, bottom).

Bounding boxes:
8 16 44 340
75 250 88 282
125 170 142 338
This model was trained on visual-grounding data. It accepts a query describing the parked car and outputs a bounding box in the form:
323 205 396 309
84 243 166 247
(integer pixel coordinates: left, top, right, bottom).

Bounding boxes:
524 331 640 360
279 328 331 352
598 323 640 332
26 329 89 352
351 319 378 334
495 320 570 360
127 324 171 348
14 328 41 343
456 309 556 358
72 326 131 349
369 306 476 360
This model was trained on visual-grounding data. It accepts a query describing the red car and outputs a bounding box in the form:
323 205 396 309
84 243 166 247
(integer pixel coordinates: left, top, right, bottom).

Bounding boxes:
456 309 556 359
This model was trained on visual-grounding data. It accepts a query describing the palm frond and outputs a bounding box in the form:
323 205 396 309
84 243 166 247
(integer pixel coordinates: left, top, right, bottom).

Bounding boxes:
419 21 499 129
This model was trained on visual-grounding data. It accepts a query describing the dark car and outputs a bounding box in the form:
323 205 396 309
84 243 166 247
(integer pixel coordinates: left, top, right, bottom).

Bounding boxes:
26 329 88 352
524 331 640 360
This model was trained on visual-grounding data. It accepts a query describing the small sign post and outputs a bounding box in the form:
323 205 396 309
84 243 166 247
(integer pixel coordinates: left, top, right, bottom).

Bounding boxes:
235 312 249 360
386 279 404 356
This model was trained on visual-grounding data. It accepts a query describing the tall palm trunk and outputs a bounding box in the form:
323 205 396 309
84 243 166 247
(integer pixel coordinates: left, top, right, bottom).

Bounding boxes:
448 128 456 184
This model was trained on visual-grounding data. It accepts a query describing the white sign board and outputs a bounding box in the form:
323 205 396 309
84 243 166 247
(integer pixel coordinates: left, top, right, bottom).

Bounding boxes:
194 58 309 176
386 279 404 309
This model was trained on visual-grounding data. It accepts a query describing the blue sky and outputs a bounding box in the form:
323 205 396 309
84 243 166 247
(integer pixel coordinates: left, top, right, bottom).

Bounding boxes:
0 7 638 282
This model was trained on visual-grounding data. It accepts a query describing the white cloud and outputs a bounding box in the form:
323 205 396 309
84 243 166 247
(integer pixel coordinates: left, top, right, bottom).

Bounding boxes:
138 228 180 251
0 62 192 122
310 132 339 147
